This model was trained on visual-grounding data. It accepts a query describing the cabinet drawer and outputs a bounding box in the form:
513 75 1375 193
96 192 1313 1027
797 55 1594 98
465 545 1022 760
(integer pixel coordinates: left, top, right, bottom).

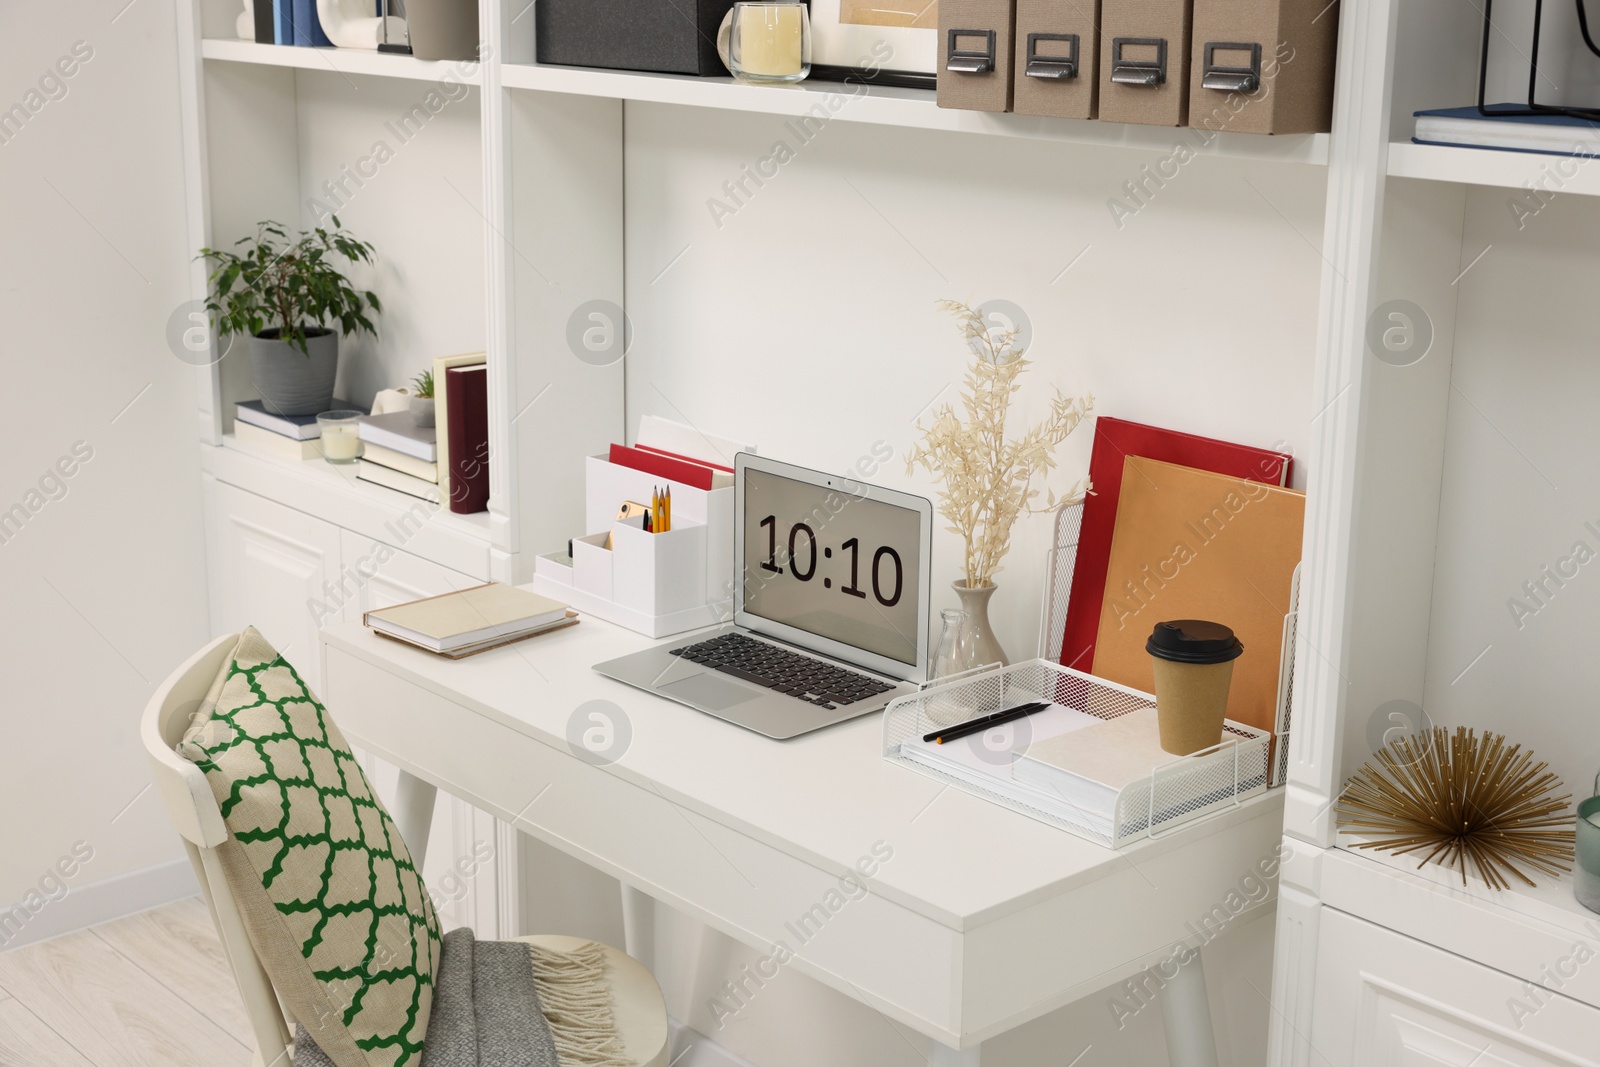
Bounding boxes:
1312 909 1600 1065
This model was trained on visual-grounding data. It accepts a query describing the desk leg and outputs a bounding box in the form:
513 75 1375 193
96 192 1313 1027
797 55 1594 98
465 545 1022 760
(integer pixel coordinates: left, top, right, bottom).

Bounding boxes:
393 772 439 870
620 883 656 973
931 1042 981 1066
1162 950 1220 1067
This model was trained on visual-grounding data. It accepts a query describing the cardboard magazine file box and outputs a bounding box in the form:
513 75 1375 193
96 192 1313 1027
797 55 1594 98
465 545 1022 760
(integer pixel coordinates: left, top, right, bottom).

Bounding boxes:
1187 0 1339 135
1098 0 1191 126
1013 0 1100 119
938 0 1018 113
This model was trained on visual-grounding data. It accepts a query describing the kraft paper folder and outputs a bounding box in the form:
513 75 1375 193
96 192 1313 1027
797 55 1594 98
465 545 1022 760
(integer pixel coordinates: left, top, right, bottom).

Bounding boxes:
1091 455 1305 743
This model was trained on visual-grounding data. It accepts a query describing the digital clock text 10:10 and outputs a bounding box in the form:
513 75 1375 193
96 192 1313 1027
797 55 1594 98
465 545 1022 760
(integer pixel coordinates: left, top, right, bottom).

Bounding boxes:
758 515 903 607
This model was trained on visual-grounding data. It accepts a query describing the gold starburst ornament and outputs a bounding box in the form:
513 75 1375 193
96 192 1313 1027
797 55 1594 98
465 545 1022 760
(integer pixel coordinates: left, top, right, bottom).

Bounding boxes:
1337 726 1576 890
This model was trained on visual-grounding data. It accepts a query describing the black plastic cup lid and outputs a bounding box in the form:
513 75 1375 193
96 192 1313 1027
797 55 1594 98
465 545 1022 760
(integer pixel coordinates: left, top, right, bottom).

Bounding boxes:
1146 620 1244 664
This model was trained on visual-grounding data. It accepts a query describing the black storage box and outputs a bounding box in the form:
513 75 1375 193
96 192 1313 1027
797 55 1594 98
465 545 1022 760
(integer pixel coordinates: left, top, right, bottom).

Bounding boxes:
535 0 737 77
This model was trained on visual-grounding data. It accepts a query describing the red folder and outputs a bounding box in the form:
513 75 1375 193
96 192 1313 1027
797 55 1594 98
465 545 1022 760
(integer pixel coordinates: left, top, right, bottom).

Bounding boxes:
634 443 734 474
608 443 717 490
1059 417 1292 672
446 365 489 514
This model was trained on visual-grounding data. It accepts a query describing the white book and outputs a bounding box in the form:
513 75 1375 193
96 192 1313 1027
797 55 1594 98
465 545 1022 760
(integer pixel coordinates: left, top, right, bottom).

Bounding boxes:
362 442 439 483
358 411 437 462
234 421 321 462
356 460 440 503
898 702 1112 834
1011 710 1174 823
365 583 571 652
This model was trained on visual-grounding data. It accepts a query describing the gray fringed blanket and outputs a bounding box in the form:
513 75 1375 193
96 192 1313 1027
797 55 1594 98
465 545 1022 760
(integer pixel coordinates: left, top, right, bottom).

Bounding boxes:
296 928 560 1067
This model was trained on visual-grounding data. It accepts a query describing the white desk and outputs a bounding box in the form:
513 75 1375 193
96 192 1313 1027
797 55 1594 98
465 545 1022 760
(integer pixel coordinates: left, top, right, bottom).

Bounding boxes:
320 618 1285 1065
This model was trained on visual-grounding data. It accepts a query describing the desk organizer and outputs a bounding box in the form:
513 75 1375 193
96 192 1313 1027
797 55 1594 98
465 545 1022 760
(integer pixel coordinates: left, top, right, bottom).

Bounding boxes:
883 659 1270 848
532 454 734 638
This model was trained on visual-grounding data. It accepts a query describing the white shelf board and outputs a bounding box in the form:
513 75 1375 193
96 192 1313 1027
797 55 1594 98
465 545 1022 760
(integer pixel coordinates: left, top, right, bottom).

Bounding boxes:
1388 140 1600 195
1326 838 1600 1010
503 62 1331 164
201 38 483 84
206 436 493 579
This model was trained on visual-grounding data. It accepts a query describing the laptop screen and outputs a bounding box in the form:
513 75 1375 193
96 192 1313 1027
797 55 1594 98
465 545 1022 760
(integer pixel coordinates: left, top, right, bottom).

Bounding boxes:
740 465 925 667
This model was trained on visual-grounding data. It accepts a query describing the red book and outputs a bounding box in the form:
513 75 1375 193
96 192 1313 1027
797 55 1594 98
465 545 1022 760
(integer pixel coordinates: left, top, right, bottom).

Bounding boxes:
445 365 489 514
607 444 729 490
1059 418 1292 672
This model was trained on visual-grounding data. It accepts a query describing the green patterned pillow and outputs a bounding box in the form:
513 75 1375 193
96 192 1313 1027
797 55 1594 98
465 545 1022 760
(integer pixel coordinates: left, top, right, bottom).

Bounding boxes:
179 628 442 1067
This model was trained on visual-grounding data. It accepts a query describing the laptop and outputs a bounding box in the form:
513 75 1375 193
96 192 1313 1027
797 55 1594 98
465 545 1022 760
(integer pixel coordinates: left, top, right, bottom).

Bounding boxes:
593 453 934 739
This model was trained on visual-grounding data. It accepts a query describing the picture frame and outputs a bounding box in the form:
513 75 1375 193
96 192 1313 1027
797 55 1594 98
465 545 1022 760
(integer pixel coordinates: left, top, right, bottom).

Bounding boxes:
808 0 939 89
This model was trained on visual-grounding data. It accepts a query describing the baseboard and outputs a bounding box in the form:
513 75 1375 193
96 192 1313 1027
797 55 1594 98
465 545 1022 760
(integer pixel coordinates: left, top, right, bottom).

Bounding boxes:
0 857 199 953
669 1018 760 1067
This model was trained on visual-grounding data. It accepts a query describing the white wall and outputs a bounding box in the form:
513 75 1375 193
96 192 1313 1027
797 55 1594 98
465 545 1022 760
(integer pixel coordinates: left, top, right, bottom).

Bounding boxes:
1423 185 1600 806
623 101 1323 661
0 1 210 944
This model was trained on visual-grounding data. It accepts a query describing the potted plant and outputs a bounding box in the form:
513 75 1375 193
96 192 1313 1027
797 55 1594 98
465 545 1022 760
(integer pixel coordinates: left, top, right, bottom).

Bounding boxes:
410 369 435 427
200 218 381 417
906 300 1094 667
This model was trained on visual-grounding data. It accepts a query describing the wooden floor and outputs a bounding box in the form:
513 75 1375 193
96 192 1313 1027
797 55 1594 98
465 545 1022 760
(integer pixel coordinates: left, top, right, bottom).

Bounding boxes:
0 897 253 1067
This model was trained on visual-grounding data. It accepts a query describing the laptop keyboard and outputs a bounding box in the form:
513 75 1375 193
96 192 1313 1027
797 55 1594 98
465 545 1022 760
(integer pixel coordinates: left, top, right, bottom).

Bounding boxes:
668 633 897 710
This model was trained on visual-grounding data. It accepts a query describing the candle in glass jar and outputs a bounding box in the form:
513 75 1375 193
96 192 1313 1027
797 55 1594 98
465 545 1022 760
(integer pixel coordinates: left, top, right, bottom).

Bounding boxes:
739 4 804 78
316 411 366 465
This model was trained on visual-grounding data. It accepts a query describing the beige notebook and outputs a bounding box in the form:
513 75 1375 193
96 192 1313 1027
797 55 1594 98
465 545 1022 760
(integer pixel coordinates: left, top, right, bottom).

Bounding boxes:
1016 710 1171 791
365 583 569 652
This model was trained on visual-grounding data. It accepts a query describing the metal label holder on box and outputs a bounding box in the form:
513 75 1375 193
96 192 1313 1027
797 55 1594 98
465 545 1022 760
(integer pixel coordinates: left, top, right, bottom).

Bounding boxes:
881 659 1271 849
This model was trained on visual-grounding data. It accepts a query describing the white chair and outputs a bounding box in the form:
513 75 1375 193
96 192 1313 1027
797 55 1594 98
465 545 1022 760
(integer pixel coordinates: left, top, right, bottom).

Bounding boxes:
142 634 670 1067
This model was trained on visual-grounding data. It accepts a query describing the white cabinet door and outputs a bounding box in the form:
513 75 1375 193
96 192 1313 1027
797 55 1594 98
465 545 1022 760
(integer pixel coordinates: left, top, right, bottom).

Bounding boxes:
1311 908 1600 1066
334 530 484 624
335 530 501 937
203 476 342 685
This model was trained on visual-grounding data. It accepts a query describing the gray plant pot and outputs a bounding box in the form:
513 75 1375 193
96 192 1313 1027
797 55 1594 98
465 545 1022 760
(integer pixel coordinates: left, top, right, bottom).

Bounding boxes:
249 329 339 417
405 0 480 61
410 396 436 427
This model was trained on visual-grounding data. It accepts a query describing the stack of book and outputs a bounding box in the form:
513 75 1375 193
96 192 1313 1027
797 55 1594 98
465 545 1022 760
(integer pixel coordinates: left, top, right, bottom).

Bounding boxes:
234 399 350 462
357 412 440 502
364 583 578 659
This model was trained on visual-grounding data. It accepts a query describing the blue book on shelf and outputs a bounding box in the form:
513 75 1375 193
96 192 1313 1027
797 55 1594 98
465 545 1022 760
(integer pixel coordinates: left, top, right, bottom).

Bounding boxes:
273 0 294 45
291 0 333 47
1413 104 1600 157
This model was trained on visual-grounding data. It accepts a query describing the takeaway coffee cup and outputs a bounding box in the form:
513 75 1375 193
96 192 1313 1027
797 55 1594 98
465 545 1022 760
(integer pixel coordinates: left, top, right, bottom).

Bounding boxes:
1147 620 1245 756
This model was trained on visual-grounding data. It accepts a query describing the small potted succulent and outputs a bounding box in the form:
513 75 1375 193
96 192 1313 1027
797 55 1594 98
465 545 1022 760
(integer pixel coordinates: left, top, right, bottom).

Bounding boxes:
410 369 436 427
200 218 381 416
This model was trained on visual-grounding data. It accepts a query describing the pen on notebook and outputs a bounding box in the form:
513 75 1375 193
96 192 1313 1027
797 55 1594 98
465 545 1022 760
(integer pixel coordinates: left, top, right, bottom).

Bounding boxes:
923 701 1050 745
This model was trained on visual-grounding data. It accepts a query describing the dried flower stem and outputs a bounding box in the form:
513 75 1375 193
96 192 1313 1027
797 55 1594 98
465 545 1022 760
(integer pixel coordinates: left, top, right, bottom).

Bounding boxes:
906 300 1094 588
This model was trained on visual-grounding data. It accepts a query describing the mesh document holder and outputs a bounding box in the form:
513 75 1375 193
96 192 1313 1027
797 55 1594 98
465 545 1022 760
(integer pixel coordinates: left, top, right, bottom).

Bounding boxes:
882 660 1271 848
1034 499 1301 788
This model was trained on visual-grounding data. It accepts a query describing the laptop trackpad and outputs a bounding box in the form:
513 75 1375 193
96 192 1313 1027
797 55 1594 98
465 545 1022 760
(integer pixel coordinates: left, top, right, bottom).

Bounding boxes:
660 673 760 711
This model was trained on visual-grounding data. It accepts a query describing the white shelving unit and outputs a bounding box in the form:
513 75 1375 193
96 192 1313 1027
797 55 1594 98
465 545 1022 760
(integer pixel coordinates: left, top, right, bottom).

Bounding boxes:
1272 0 1600 1062
172 0 1600 1062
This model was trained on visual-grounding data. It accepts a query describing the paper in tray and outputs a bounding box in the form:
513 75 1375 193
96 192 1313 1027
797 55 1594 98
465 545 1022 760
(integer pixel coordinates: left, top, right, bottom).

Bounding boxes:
883 659 1271 848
